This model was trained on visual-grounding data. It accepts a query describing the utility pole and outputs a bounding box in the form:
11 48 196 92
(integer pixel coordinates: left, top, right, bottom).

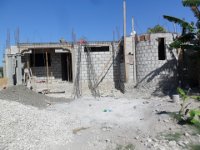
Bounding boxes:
71 28 76 47
6 29 11 54
123 0 128 82
15 27 20 45
132 17 134 34
132 16 137 84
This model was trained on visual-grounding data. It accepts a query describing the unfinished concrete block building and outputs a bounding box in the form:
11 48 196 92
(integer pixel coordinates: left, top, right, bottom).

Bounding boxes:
3 32 177 96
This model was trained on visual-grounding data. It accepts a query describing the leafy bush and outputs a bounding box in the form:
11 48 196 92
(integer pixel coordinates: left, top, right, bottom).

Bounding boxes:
177 87 190 115
189 109 200 125
177 87 200 126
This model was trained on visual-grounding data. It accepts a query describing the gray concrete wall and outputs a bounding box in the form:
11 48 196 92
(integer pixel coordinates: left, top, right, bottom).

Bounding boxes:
135 33 177 92
73 43 123 95
80 45 114 83
125 36 136 84
5 54 16 86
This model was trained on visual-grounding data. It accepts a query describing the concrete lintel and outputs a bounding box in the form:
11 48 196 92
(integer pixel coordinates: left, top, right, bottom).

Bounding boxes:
55 49 70 53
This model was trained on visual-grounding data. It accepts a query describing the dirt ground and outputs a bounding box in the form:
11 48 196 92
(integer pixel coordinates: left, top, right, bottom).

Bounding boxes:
0 86 200 150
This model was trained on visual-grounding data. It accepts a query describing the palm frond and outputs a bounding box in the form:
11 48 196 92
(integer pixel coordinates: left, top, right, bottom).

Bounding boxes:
170 40 183 49
182 0 200 7
169 33 196 48
193 7 200 19
182 0 200 22
163 15 194 31
191 6 200 19
170 33 195 48
179 33 196 42
181 44 200 50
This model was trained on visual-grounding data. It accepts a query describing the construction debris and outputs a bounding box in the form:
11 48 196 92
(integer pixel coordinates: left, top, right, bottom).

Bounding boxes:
0 85 71 108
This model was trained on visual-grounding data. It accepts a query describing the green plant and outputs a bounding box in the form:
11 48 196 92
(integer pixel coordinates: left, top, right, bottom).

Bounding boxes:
162 132 182 142
190 144 200 150
164 0 200 87
191 95 200 101
147 24 167 33
189 109 200 125
170 112 183 122
177 87 189 100
116 144 135 150
177 87 200 127
177 87 191 115
164 0 200 51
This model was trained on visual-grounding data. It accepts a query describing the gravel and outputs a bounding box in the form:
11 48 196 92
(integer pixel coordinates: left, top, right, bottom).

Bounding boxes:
0 85 72 108
0 85 199 150
0 99 74 150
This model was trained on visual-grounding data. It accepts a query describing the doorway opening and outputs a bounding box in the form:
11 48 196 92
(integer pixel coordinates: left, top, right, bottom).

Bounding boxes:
158 38 166 60
61 53 73 82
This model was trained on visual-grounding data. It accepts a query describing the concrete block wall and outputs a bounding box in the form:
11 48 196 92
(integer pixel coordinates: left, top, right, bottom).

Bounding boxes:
73 43 125 94
79 45 114 83
136 33 177 89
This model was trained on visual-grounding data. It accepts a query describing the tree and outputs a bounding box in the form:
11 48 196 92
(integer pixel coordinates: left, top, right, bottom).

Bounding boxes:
147 24 167 33
163 0 200 87
163 0 200 50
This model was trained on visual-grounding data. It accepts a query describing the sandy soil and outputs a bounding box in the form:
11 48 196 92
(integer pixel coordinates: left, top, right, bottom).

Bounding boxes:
46 96 178 150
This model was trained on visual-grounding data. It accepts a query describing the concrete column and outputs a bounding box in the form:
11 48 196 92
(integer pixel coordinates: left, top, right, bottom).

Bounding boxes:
16 53 23 85
7 54 14 86
72 47 76 83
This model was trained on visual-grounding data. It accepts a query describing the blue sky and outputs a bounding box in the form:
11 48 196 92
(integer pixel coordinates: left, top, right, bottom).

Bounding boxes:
0 0 196 65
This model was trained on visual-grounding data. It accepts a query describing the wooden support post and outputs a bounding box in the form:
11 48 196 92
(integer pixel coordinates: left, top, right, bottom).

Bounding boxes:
45 51 49 84
67 54 69 81
27 60 30 69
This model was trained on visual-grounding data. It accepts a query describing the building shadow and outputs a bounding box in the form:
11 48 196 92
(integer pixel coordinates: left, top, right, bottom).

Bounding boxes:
113 42 125 93
135 48 178 97
85 46 100 97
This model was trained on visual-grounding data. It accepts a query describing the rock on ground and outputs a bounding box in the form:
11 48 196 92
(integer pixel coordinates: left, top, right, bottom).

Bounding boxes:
0 86 200 150
0 100 75 150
